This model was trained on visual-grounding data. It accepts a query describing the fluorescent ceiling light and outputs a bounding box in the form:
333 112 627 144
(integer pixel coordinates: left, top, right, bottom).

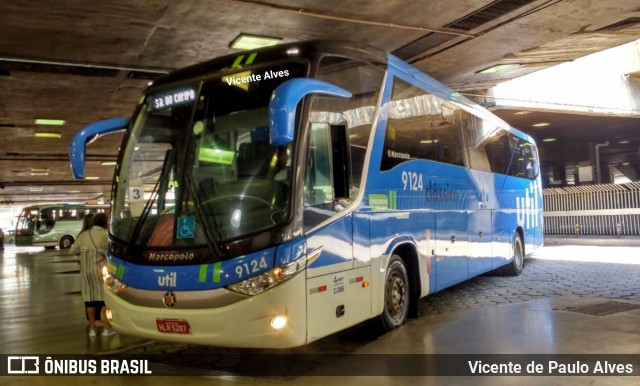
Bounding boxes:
101 161 117 166
618 140 630 144
31 168 49 173
514 111 531 115
85 176 100 180
478 64 519 74
34 132 62 138
230 34 281 50
29 187 44 192
542 138 557 142
30 172 49 176
532 122 550 127
35 119 66 126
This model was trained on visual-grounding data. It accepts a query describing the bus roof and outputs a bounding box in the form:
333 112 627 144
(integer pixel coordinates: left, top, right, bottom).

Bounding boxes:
151 40 387 88
149 40 536 147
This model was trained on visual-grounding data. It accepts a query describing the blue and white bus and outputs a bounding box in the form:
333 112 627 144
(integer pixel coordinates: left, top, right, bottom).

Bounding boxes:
70 41 543 348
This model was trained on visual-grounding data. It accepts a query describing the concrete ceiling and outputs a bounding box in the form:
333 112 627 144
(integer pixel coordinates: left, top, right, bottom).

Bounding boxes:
2 0 640 205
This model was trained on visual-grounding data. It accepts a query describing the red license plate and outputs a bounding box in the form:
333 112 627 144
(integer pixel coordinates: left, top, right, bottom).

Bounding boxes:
156 319 190 334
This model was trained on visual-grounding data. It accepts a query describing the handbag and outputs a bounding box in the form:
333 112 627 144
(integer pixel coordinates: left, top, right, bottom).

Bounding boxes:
88 230 106 277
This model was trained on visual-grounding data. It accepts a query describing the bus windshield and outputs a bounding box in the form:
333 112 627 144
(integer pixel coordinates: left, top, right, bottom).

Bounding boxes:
15 208 38 235
111 62 306 255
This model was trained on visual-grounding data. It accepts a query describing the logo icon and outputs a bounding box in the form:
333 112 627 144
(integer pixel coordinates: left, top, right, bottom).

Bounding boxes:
158 272 177 287
7 356 40 374
163 291 177 308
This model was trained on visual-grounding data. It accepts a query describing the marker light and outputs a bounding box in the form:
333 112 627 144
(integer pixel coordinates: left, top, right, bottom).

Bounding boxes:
270 315 288 330
103 265 128 294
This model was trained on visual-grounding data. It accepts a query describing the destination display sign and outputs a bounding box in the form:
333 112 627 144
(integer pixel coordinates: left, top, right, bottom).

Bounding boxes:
148 87 196 111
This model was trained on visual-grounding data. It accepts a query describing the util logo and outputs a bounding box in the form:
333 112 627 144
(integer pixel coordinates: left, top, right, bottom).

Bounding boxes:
516 180 541 229
158 272 177 287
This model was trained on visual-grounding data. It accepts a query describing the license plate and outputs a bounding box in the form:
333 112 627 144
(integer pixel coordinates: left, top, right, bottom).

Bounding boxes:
156 319 190 334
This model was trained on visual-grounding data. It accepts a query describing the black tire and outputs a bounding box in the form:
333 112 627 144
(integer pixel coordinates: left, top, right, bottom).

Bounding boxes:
380 255 410 331
500 233 524 276
59 236 74 249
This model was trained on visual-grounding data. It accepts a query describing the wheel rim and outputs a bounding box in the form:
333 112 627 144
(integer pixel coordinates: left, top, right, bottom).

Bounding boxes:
61 238 71 249
514 238 523 269
385 272 407 321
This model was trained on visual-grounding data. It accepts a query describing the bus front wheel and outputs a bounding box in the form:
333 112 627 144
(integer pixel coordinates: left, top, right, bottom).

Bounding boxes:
380 255 410 331
59 236 74 249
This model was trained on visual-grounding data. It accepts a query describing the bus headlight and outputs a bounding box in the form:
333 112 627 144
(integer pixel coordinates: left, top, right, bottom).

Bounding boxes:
227 258 306 296
103 266 128 294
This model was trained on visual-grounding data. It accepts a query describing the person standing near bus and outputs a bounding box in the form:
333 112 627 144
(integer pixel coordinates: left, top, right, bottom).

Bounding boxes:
69 213 116 337
79 213 94 235
76 214 100 324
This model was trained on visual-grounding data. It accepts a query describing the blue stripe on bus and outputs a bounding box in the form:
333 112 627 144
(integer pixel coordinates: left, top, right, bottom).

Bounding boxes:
107 237 311 291
107 247 276 291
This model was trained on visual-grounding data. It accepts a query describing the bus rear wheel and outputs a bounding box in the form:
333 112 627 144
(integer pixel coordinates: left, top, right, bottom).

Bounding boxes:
380 255 410 331
59 236 74 249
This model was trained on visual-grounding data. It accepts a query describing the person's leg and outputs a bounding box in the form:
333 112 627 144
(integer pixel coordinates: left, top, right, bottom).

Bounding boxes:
86 304 97 335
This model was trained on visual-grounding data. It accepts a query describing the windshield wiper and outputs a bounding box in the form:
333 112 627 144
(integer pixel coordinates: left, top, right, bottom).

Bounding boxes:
125 149 173 257
185 174 226 260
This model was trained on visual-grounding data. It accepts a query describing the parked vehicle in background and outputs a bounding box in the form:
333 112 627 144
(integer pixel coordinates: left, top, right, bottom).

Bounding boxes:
14 204 109 249
5 229 15 245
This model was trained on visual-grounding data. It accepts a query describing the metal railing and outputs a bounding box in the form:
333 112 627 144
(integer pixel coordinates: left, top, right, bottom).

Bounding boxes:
543 182 640 235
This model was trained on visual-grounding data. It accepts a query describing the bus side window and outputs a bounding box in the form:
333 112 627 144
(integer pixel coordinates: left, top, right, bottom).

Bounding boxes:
382 78 465 170
303 55 383 230
303 121 353 229
305 123 335 207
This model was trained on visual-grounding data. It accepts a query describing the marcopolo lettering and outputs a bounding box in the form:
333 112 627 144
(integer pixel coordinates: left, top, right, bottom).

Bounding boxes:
146 251 195 262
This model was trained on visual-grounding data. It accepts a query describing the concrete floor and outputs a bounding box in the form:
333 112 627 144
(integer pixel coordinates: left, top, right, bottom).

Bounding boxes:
1 236 640 385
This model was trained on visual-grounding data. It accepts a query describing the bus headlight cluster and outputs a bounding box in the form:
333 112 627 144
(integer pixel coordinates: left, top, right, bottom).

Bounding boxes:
227 258 306 296
102 266 128 294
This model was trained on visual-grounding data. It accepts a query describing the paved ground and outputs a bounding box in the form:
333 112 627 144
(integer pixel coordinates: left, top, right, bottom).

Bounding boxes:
420 243 640 316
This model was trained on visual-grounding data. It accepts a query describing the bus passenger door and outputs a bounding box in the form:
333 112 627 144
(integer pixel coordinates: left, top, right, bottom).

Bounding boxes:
303 122 371 342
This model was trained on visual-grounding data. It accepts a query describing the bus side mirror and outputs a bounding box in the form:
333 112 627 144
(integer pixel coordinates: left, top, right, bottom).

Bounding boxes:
69 117 129 179
269 78 352 146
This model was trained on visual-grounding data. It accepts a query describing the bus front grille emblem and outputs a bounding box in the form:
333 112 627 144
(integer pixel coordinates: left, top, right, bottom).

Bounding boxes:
163 291 176 308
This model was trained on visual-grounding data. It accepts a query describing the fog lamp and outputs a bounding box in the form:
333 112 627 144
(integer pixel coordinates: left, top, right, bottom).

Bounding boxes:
270 315 287 330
